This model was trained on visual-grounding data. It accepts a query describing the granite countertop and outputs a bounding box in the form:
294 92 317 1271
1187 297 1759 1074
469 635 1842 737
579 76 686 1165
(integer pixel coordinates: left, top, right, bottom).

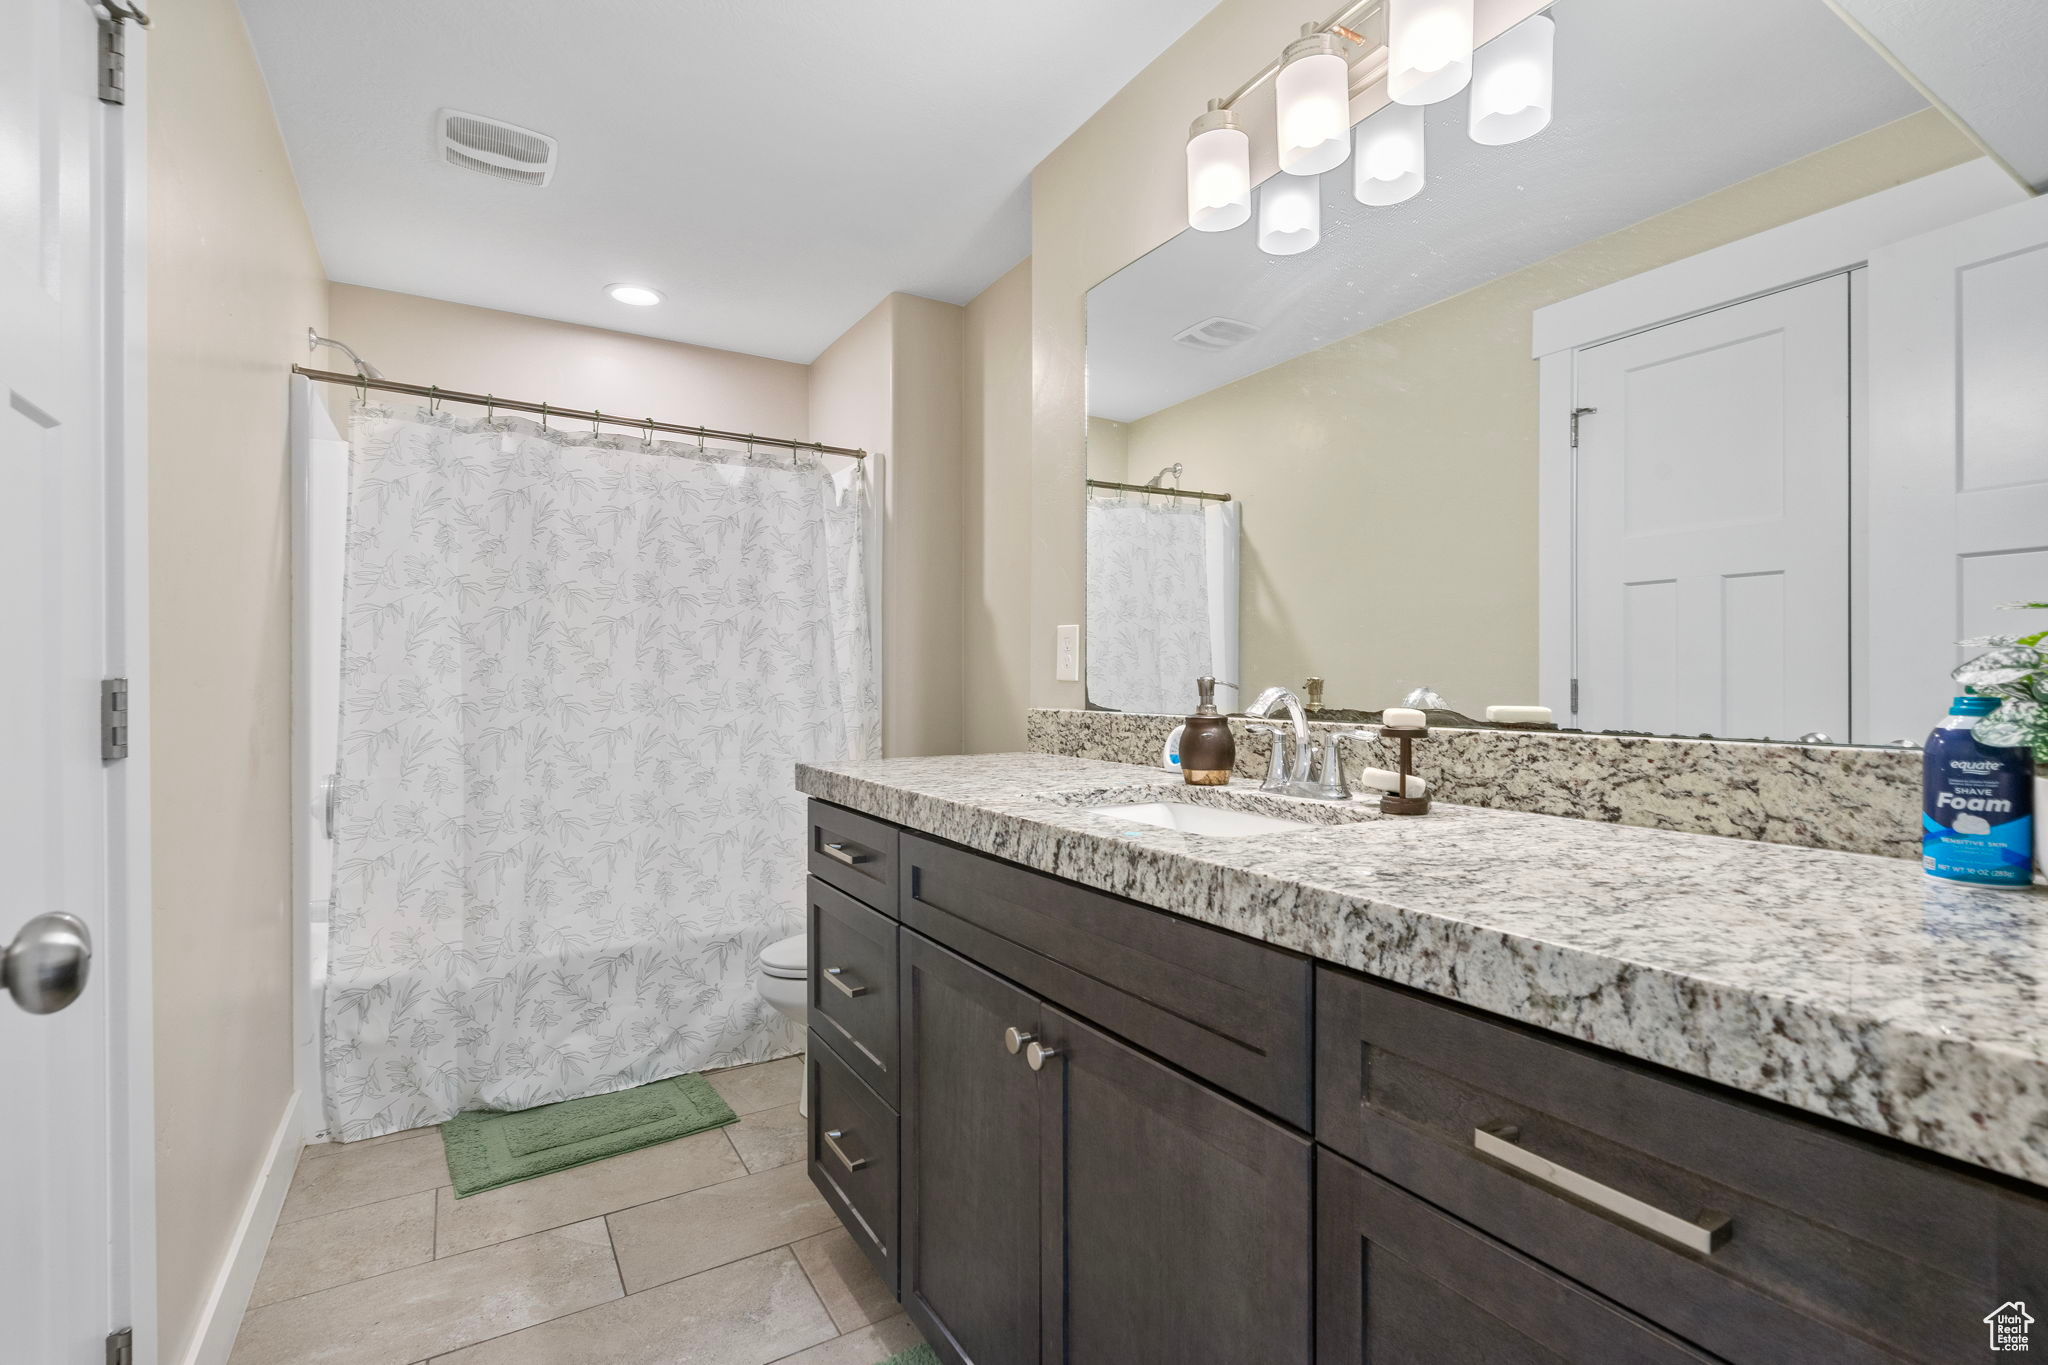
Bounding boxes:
795 752 2048 1187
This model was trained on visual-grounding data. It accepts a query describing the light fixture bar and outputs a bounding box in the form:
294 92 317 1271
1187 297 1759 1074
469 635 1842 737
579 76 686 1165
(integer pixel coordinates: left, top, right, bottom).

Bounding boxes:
1217 0 1383 112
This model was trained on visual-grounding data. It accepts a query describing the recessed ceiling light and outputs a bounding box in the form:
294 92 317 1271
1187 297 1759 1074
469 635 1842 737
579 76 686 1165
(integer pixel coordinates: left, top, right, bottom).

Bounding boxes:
607 284 663 306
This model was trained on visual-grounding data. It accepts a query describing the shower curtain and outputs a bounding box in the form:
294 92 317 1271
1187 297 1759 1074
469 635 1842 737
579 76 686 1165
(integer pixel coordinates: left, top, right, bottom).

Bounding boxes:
1085 490 1241 716
323 406 878 1139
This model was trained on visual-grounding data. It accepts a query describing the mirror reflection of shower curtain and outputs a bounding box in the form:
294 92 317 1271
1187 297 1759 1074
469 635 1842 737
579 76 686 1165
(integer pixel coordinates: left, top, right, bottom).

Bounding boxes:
1086 491 1240 715
323 406 878 1139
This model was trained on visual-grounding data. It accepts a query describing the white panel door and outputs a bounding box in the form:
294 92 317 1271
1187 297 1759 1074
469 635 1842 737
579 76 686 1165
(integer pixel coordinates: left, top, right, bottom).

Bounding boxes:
1867 195 2048 745
0 0 118 1360
1575 274 1849 740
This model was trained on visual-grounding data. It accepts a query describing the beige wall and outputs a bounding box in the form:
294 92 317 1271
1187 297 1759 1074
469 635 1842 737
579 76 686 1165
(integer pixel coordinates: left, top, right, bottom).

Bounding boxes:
327 285 810 438
963 261 1034 753
147 0 330 1358
810 294 969 756
1084 417 1128 484
1111 110 1979 710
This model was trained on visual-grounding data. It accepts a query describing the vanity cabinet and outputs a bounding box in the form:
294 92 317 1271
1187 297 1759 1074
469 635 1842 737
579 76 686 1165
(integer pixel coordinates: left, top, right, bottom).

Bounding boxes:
802 798 2048 1365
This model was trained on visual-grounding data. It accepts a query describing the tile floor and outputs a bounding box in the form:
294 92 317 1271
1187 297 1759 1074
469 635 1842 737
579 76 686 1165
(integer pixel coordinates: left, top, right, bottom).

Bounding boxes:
229 1057 927 1365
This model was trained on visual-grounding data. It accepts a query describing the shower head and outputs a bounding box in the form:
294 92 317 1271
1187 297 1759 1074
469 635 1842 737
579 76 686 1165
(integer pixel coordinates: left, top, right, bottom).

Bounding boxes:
1142 462 1184 489
307 328 382 380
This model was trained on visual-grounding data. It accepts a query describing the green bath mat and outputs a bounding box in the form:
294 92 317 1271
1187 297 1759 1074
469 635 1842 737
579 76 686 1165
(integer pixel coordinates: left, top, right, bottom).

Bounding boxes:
441 1073 738 1197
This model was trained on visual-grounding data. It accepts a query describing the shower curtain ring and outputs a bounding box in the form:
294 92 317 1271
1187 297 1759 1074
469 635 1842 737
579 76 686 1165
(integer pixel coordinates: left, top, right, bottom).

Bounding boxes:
428 384 440 414
540 402 550 432
485 394 494 423
642 418 654 447
592 408 602 438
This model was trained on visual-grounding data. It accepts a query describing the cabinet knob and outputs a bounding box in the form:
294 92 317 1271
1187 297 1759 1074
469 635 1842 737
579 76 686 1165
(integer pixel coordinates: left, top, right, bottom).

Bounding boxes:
1003 1026 1034 1055
1025 1040 1060 1071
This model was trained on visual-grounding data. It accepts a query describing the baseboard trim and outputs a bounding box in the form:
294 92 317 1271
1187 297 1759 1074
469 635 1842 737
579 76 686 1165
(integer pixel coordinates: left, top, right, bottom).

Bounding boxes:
177 1088 311 1365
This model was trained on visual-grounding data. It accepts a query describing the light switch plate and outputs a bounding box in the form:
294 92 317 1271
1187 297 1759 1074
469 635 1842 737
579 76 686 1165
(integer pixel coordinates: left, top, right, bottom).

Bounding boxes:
1055 624 1080 682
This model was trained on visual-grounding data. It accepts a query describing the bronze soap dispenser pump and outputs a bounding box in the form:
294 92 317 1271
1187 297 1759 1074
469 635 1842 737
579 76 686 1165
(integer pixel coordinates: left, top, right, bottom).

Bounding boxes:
1180 676 1236 786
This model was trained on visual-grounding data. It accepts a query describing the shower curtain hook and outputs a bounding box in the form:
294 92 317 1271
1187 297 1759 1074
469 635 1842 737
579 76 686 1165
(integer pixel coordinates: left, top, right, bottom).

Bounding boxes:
592 408 602 438
745 435 756 462
427 384 439 414
642 418 654 447
484 394 494 424
355 370 368 403
540 402 550 432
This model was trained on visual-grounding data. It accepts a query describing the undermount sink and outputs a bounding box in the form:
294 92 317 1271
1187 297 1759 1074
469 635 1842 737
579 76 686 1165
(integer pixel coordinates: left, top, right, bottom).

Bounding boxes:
1086 800 1316 838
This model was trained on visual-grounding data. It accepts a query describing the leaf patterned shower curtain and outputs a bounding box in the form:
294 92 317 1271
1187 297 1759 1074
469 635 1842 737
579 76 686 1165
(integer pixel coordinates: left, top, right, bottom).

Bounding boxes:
324 407 878 1139
1085 490 1241 716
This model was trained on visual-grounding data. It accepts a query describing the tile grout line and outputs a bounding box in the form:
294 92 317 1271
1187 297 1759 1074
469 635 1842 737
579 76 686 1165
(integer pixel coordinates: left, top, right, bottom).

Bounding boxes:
785 1237 847 1343
242 1189 444 1317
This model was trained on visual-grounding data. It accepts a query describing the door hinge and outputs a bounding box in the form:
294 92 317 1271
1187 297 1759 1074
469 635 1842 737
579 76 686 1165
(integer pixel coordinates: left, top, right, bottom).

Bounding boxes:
106 1328 134 1365
1569 406 1597 450
101 678 129 760
97 16 127 104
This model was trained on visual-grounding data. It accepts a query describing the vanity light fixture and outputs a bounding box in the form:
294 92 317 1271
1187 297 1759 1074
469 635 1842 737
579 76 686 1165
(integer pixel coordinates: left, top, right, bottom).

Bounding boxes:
1275 24 1352 175
1353 101 1425 206
1258 174 1321 256
1387 0 1474 106
1468 14 1554 145
606 284 663 306
1186 99 1252 232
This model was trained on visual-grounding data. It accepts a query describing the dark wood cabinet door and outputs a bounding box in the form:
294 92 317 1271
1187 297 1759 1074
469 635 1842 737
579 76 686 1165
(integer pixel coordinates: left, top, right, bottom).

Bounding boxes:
1318 1149 1723 1365
1040 1007 1313 1365
899 930 1043 1365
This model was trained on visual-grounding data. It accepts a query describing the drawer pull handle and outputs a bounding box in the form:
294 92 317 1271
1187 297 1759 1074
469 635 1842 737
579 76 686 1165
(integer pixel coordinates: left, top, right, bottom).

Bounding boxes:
823 1128 866 1173
1473 1124 1731 1255
1025 1040 1060 1071
1003 1026 1034 1055
824 967 867 998
821 840 872 867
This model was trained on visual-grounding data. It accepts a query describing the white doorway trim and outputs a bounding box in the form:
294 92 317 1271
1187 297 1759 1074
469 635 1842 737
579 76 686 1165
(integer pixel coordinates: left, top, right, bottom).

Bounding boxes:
1531 158 2027 725
103 13 158 1364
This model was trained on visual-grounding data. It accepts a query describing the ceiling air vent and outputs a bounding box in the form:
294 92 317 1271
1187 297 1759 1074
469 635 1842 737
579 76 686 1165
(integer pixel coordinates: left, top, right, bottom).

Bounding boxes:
437 109 557 186
1172 316 1260 351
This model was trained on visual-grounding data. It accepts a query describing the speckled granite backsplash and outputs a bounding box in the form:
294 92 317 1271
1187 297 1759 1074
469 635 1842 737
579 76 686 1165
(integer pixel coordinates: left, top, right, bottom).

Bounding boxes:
1026 709 1921 859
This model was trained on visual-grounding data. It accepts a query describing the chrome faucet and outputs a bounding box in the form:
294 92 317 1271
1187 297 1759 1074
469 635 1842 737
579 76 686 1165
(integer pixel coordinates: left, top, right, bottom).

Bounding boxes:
1244 686 1312 794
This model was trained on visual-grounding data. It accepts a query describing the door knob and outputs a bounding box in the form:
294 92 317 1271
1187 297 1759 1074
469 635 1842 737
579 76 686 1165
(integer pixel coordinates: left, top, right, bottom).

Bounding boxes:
2 912 92 1015
1025 1040 1060 1071
1003 1026 1035 1055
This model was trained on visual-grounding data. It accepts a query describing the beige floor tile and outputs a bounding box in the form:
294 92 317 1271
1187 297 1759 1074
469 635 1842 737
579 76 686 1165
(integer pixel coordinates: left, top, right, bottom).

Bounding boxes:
791 1228 897 1334
430 1246 836 1365
767 1314 924 1365
436 1129 746 1257
281 1132 450 1224
705 1057 804 1115
249 1191 436 1309
303 1126 437 1161
726 1102 806 1173
608 1161 837 1293
227 1219 620 1365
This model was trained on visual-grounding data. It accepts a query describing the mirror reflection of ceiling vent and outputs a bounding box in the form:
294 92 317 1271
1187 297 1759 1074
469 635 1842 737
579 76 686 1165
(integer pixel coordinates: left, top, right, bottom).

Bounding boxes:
1172 316 1260 351
438 109 557 186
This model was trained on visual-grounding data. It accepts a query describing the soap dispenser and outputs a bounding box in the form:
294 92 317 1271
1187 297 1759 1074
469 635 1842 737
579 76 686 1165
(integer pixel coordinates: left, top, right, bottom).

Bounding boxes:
1180 677 1236 786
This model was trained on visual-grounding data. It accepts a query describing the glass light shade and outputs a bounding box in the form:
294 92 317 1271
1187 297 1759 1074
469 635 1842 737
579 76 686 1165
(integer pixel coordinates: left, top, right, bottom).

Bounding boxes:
1275 35 1351 175
1257 174 1321 256
1387 0 1474 106
1352 102 1425 206
1186 105 1251 231
1469 15 1554 146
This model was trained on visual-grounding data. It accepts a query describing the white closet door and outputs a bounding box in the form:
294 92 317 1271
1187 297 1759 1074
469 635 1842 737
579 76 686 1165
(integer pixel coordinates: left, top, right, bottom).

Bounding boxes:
1866 196 2048 745
1575 274 1849 740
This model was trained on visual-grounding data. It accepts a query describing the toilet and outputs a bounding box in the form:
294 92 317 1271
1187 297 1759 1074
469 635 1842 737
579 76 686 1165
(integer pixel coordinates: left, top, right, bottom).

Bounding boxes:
757 933 810 1114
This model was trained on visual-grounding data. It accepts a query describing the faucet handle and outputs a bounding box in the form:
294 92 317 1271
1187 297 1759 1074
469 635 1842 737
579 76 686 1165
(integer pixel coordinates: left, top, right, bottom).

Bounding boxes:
1310 728 1377 801
1244 718 1293 791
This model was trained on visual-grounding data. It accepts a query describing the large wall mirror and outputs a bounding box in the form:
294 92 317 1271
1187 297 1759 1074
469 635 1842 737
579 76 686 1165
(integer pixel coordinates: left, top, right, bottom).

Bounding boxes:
1084 0 2048 745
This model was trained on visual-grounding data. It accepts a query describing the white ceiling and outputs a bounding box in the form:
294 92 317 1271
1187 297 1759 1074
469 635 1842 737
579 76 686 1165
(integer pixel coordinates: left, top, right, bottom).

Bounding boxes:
1829 0 2048 190
238 0 1225 363
1086 0 1930 423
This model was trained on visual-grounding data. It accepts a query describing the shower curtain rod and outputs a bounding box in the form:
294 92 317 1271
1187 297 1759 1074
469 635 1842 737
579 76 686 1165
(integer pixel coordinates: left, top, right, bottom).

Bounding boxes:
1087 477 1230 503
292 365 868 459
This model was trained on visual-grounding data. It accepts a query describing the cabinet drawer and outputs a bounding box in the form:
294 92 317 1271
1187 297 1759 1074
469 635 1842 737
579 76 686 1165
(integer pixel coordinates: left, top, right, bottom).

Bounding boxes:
1317 967 2048 1364
808 1027 900 1293
1317 1149 1720 1364
899 833 1312 1129
808 800 899 913
808 877 898 1105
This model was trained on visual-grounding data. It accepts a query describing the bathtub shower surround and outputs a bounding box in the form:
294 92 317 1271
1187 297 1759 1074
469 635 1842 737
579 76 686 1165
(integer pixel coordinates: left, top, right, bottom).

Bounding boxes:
1028 708 1921 859
326 406 877 1139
